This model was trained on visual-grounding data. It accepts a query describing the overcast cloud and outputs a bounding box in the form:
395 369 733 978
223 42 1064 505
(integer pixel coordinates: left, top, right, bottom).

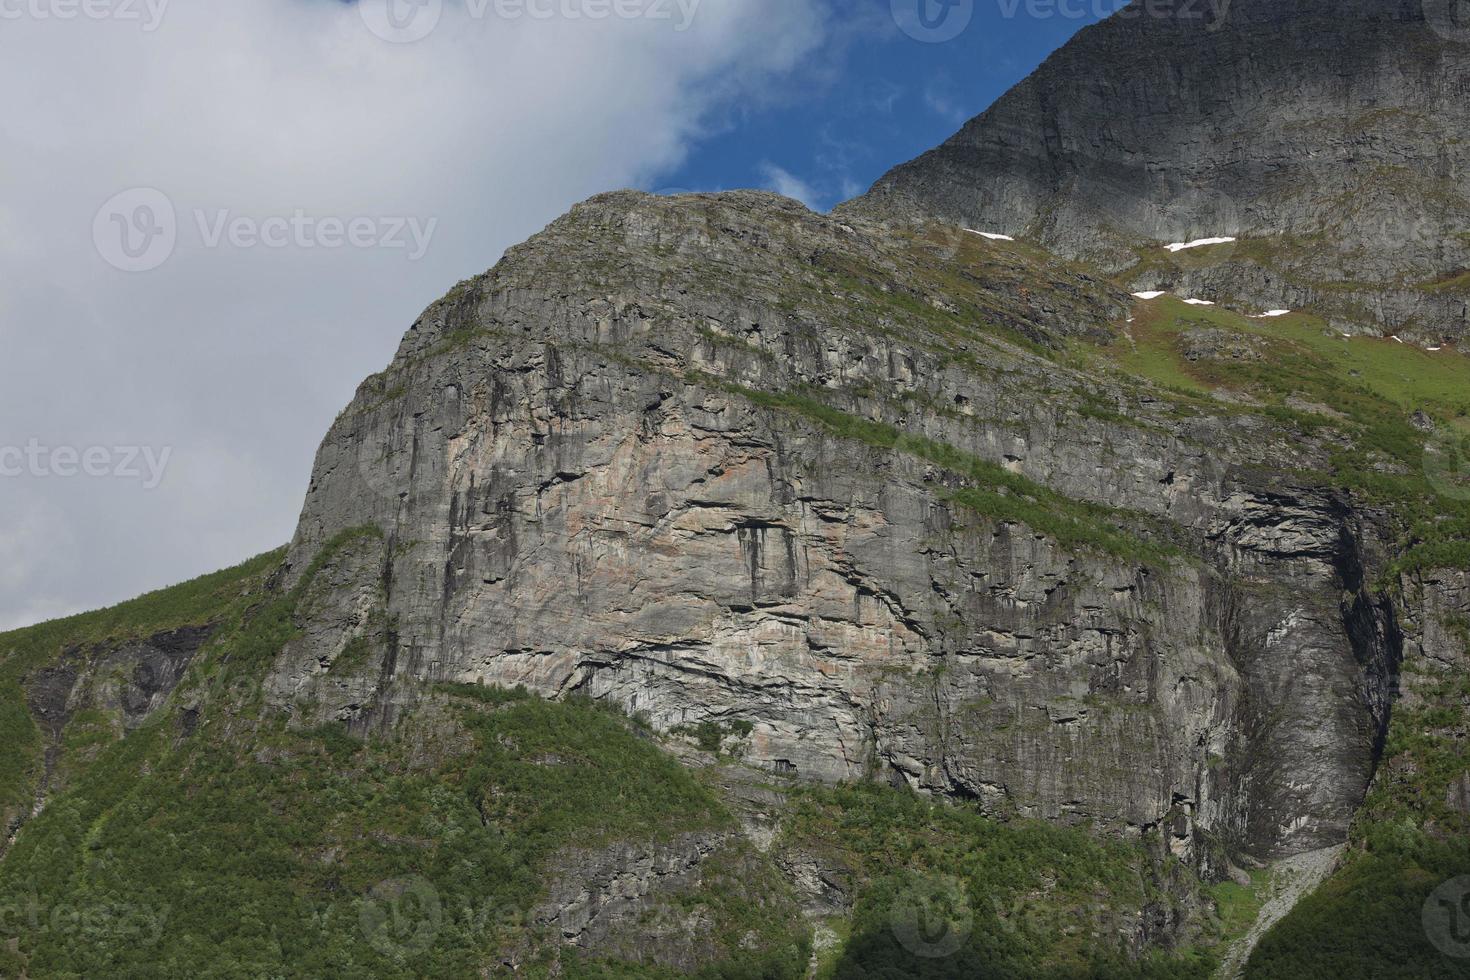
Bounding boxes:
0 0 831 630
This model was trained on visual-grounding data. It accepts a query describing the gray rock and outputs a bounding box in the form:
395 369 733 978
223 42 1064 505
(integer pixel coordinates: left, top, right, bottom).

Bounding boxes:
1177 326 1265 362
841 0 1470 344
277 190 1404 867
1448 773 1470 815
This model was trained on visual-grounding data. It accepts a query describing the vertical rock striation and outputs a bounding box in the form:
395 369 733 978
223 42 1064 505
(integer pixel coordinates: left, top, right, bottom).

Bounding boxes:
278 191 1401 867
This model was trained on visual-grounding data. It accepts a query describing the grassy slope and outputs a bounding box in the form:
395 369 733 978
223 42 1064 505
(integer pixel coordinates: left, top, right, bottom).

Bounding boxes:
1100 295 1470 575
722 382 1182 567
0 532 808 979
782 783 1220 979
3 236 1467 976
1086 295 1470 977
1243 662 1470 979
0 550 285 829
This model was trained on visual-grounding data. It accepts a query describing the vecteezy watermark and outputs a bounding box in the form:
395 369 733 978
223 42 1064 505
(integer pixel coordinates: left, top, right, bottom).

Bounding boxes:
0 0 168 31
888 873 974 959
93 187 437 272
891 0 973 42
358 0 702 44
354 877 533 960
360 877 444 958
0 893 170 946
0 440 172 489
1424 876 1470 959
1424 425 1470 501
1014 0 1230 24
93 188 176 273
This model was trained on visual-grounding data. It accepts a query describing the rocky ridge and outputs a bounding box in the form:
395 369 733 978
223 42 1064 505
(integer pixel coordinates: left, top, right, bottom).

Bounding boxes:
280 189 1410 872
842 0 1470 344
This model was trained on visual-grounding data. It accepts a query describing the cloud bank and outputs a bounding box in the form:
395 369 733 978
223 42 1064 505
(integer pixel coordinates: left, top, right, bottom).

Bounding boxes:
0 0 830 630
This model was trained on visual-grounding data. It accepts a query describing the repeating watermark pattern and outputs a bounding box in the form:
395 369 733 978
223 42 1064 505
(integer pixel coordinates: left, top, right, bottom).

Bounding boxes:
93 188 437 272
1424 0 1470 45
359 0 702 44
93 187 177 273
0 0 168 30
359 0 441 42
892 0 974 42
1424 425 1470 501
888 873 974 958
360 877 443 958
1424 876 1470 959
0 440 172 489
895 0 1232 41
0 894 170 946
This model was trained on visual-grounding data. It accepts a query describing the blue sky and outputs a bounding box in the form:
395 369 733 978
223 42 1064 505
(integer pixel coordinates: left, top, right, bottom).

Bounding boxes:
1 0 1111 628
652 0 1110 210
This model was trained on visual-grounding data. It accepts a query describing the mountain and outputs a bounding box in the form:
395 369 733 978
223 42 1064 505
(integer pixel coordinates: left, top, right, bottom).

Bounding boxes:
842 0 1470 345
4 3 1470 978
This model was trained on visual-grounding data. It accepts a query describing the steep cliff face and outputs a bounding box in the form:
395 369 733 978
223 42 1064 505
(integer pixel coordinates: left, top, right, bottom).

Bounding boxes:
279 190 1405 866
4 7 1469 973
842 0 1470 343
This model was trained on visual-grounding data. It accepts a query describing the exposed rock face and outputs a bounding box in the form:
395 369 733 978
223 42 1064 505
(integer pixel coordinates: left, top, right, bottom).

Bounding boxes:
516 831 786 974
1385 566 1470 828
3 625 214 856
842 0 1470 342
277 190 1400 865
1177 325 1265 363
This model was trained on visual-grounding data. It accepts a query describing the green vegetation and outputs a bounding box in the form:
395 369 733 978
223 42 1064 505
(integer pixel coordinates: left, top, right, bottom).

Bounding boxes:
0 536 806 979
1244 640 1470 976
726 383 1181 566
1101 296 1470 575
1208 868 1269 948
1246 844 1470 979
673 718 756 755
780 782 1217 979
0 549 285 827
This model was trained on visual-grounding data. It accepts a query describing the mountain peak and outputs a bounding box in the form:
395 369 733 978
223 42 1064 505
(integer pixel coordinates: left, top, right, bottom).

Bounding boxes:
842 0 1470 342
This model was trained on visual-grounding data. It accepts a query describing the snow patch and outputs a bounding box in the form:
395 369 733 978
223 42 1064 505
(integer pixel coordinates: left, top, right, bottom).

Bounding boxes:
965 229 1014 241
1252 310 1291 318
1165 236 1236 252
1183 298 1215 306
1131 290 1168 300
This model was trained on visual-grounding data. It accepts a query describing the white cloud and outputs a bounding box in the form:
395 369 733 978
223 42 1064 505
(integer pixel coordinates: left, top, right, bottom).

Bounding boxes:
759 162 822 210
0 0 831 629
923 83 971 125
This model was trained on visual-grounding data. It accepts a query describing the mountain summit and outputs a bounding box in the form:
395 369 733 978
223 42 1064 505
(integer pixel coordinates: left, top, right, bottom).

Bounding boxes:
843 0 1470 343
3 4 1470 978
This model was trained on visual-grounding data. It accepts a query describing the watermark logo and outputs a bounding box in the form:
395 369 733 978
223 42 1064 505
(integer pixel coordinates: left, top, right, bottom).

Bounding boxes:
986 0 1231 29
359 0 442 43
1425 425 1470 501
0 0 169 30
0 894 169 946
0 440 172 489
1425 0 1470 45
93 188 438 271
892 0 973 42
1424 876 1470 958
360 877 443 958
93 187 176 273
888 873 974 958
360 0 701 42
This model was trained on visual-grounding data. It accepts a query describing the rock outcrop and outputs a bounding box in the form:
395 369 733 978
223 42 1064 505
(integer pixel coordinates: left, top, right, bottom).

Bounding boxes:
2 625 214 857
842 0 1470 343
278 190 1402 867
